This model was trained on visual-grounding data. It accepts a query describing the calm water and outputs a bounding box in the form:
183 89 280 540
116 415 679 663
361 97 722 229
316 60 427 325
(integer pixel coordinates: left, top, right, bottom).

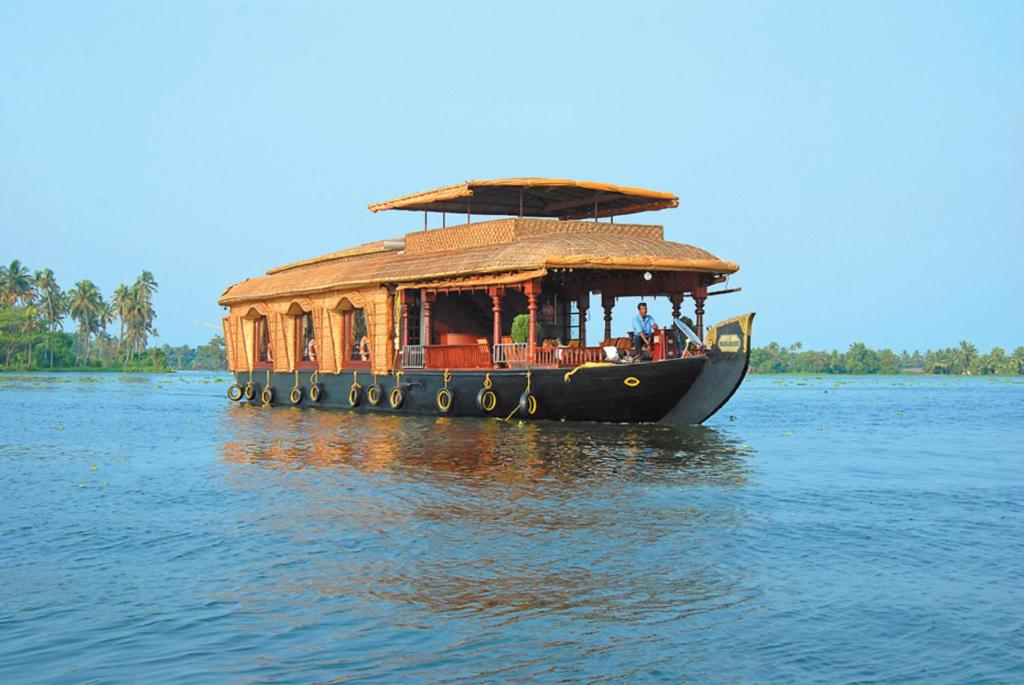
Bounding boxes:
0 373 1021 683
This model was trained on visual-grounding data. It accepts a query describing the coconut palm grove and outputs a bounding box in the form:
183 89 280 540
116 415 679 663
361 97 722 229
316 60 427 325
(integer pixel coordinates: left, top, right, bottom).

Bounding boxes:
0 259 223 371
0 257 1020 375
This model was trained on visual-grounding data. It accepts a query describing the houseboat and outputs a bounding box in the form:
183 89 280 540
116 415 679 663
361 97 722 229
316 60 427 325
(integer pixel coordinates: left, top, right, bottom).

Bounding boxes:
219 178 753 423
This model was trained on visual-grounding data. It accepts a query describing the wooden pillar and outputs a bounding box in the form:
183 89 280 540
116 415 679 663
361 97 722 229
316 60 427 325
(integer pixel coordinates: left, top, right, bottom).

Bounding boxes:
695 296 706 341
422 291 432 346
578 296 588 345
491 292 502 346
671 294 683 321
602 294 614 342
525 280 539 361
400 299 409 348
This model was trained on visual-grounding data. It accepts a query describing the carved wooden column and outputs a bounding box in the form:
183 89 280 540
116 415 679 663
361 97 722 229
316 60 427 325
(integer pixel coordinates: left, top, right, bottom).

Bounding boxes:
670 294 682 321
695 297 706 341
602 294 614 342
422 290 432 346
527 292 538 361
578 296 588 345
400 296 409 348
491 292 502 346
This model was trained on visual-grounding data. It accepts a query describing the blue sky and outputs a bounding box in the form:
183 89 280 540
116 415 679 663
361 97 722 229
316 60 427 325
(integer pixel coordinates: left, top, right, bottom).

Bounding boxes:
1 1 1021 350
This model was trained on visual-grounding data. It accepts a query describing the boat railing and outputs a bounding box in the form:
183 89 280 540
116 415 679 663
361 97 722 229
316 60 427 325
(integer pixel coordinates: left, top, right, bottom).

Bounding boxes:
399 345 425 369
533 345 608 367
423 344 492 369
404 342 618 369
492 342 529 366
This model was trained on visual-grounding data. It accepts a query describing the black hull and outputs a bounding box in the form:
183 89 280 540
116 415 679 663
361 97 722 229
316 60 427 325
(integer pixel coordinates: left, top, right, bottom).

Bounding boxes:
228 313 754 424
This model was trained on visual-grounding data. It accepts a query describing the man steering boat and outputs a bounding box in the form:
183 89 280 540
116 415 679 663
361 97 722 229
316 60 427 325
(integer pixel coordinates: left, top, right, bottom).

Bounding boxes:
632 302 658 359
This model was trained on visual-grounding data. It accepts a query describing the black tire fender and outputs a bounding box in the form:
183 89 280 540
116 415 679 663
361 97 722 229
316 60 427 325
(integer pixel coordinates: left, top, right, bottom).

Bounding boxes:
366 383 383 406
436 387 454 413
518 391 538 417
476 387 498 414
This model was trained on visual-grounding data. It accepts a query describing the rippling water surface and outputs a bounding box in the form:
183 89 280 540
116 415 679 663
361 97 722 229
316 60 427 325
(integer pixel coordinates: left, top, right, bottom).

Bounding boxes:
1 373 1021 683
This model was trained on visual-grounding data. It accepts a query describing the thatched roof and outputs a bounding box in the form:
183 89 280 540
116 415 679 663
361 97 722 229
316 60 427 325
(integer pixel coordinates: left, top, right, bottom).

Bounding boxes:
368 178 678 220
219 218 738 305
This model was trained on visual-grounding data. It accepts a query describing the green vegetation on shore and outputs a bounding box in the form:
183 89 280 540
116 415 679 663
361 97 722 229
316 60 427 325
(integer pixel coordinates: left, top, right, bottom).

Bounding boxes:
751 341 1024 375
1 259 169 371
1 258 226 372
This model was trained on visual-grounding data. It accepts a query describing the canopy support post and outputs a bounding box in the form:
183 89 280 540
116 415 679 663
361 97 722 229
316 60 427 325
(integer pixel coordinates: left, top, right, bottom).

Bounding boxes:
519 188 524 218
400 295 410 348
423 210 427 231
422 291 433 346
695 296 706 341
578 296 588 345
671 294 683 321
491 290 502 349
526 280 539 362
602 294 614 342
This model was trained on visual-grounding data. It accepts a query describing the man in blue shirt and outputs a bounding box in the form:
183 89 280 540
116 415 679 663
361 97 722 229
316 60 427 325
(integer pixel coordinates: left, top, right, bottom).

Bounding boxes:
631 302 657 358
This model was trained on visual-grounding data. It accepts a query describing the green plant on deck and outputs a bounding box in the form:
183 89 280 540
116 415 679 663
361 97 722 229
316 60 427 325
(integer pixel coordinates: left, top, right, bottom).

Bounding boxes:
510 314 544 344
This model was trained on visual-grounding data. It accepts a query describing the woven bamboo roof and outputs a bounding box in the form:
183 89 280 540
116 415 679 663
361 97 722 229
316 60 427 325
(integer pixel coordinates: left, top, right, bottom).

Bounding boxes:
368 178 678 220
219 218 738 305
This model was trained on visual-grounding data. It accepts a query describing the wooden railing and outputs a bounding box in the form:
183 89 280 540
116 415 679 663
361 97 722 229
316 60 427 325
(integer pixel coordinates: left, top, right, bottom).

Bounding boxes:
533 346 608 367
401 343 614 369
423 344 492 369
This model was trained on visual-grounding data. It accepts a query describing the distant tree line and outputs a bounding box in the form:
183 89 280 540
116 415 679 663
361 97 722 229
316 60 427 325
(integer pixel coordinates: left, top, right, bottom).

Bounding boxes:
751 341 1024 375
0 259 169 370
159 337 227 370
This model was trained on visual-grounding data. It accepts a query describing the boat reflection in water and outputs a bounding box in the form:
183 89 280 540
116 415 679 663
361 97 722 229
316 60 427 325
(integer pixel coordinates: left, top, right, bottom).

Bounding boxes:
219 403 753 484
216 405 759 634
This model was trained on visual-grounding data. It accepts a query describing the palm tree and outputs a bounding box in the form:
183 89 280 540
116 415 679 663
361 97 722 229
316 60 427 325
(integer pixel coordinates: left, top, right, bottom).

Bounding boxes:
21 306 41 368
34 269 64 367
67 280 102 364
134 270 158 302
0 260 33 306
956 340 978 375
111 283 130 361
131 271 158 353
1011 347 1024 376
97 297 115 337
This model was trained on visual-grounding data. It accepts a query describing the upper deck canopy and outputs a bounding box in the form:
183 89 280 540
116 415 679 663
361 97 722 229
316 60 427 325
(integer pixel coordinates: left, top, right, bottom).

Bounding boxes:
368 178 678 220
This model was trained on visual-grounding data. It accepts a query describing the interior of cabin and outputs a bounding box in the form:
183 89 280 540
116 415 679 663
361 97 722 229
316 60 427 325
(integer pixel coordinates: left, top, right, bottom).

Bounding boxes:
398 267 717 370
